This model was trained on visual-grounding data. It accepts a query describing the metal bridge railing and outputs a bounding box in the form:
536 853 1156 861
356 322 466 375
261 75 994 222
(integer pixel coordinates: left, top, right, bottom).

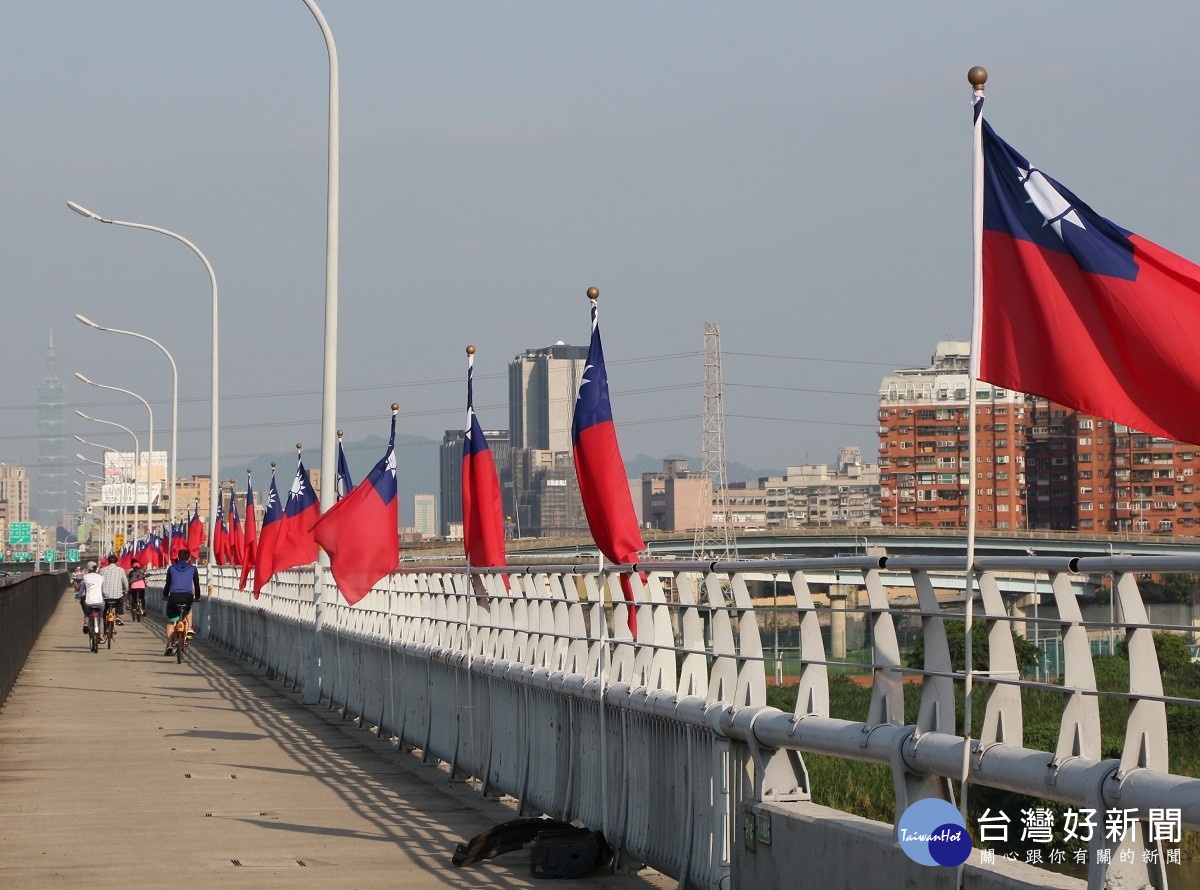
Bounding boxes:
186 554 1200 890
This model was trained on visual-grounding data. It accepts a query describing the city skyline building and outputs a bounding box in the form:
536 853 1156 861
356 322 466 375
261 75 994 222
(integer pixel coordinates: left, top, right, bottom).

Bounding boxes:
758 450 881 529
0 464 31 525
508 343 587 454
642 458 710 532
413 493 437 538
1025 400 1200 535
439 428 511 538
878 341 1029 530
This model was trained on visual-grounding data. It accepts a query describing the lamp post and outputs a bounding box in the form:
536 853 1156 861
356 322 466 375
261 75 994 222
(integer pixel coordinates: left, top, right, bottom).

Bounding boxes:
299 0 341 705
75 373 154 536
74 314 178 523
76 409 139 550
67 202 216 555
75 469 108 553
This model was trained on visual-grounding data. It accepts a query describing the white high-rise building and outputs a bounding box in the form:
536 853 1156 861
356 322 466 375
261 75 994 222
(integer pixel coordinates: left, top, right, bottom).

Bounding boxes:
0 465 31 523
414 493 437 538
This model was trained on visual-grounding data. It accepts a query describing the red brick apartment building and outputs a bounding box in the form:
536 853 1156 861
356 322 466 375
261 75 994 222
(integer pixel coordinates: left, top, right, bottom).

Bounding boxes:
1025 398 1200 534
878 341 1200 536
878 342 1029 530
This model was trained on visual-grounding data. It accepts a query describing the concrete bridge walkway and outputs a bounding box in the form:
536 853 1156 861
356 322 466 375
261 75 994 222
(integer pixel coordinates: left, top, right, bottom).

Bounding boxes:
0 595 672 889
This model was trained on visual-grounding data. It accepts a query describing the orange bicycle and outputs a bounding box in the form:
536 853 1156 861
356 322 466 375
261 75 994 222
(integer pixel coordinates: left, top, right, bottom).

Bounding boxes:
165 597 193 663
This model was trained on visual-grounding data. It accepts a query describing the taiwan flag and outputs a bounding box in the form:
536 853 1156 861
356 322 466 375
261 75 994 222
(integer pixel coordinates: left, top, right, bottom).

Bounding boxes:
312 407 399 605
186 508 204 559
272 453 319 574
213 498 229 566
571 294 645 634
239 476 258 592
228 483 244 567
976 96 1200 446
462 348 506 571
252 469 284 597
335 435 353 501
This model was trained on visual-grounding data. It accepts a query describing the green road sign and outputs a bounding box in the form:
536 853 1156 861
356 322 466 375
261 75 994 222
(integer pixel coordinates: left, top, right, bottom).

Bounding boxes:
67 549 79 561
43 549 55 561
8 522 31 544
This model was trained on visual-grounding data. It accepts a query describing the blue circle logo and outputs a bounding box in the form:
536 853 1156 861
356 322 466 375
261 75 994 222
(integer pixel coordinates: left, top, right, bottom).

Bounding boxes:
897 798 972 867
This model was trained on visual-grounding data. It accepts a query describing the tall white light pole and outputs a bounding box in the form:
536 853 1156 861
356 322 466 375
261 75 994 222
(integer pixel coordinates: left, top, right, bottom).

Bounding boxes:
74 472 109 553
74 314 178 523
75 372 154 536
300 0 340 704
75 409 140 551
67 202 217 556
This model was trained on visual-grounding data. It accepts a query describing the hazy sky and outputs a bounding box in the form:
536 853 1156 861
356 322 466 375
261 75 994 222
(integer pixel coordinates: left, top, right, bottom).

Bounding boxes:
5 2 1200 492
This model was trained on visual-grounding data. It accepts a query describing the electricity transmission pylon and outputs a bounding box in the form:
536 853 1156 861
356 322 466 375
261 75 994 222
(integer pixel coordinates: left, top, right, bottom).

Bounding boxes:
692 322 737 559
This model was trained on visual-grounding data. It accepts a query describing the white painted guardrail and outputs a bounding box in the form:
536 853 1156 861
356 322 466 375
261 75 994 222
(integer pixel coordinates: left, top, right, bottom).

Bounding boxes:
172 554 1200 890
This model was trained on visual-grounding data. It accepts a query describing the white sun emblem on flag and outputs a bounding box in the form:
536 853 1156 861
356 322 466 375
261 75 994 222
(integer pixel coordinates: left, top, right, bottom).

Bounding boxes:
1017 165 1084 239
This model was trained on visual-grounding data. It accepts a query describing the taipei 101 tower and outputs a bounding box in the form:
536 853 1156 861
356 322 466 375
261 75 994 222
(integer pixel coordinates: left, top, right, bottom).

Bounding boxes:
36 332 69 530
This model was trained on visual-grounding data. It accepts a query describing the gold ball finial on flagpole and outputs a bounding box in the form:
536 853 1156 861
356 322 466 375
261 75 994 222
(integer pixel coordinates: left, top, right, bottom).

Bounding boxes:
296 443 302 451
391 403 399 412
586 286 599 301
466 344 475 356
968 66 988 90
336 429 343 439
270 462 277 469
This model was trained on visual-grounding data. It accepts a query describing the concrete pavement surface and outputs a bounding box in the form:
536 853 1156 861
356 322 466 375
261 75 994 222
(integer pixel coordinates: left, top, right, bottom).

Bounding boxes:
0 595 674 889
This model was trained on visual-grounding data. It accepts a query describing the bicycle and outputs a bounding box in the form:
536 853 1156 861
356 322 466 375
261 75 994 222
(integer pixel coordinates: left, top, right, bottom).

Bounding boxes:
165 598 193 663
104 604 117 649
173 616 188 663
130 589 146 622
86 605 104 654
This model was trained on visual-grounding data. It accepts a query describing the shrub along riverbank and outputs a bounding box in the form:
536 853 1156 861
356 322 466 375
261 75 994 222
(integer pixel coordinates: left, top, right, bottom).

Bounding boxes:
766 628 1200 859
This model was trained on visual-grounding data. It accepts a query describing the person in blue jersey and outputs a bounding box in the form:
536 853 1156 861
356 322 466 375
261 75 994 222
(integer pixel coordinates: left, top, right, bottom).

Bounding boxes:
162 548 201 656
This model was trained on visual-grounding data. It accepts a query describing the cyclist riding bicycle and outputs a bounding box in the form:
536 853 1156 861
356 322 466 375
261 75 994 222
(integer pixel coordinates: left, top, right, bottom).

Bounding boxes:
127 559 148 617
77 562 106 639
100 554 129 629
163 548 201 657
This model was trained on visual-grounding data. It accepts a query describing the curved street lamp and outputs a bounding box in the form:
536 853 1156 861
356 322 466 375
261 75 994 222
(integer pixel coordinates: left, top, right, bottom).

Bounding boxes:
74 469 110 553
68 201 217 551
76 409 140 542
299 0 341 703
75 372 154 536
74 314 178 522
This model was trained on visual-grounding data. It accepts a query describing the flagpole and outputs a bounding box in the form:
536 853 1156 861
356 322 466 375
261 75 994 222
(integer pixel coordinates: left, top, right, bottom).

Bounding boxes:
597 552 611 848
961 64 988 845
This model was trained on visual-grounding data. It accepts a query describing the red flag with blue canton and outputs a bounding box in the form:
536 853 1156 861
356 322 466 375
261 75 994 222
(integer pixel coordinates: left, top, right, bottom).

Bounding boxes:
977 96 1200 446
272 452 319 575
252 468 284 597
228 483 244 567
240 476 258 591
572 295 645 634
462 349 506 571
335 436 354 501
186 508 203 558
312 408 400 605
213 497 229 566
